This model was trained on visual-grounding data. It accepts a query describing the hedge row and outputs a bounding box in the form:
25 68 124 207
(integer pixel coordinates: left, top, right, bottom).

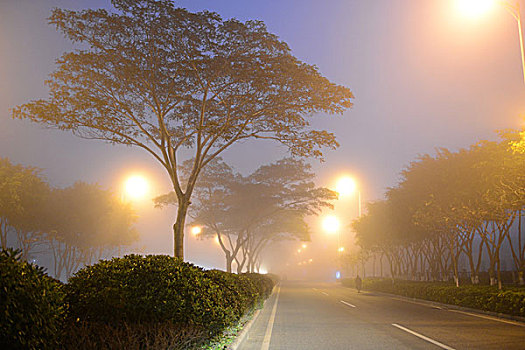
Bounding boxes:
0 249 276 349
341 278 525 317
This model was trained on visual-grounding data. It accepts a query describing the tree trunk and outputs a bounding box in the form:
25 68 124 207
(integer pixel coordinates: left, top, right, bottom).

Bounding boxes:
225 252 233 273
173 198 189 259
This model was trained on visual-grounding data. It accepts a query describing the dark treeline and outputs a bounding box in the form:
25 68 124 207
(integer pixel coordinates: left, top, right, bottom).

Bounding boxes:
352 132 525 289
0 158 138 280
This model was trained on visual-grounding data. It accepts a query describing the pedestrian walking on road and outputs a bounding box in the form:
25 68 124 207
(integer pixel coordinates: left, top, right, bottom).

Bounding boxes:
355 275 362 293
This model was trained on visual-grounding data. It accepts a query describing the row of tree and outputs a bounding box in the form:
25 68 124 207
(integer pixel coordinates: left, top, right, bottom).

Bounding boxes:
156 157 336 273
0 158 138 279
352 132 525 289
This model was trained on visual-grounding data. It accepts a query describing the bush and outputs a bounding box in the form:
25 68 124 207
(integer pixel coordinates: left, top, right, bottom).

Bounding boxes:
62 320 206 350
204 269 260 320
242 273 276 300
65 255 238 335
349 278 525 317
0 248 65 350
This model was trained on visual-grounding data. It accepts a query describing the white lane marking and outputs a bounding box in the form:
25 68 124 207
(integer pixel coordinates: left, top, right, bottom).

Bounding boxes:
261 284 281 350
449 309 525 328
389 296 443 310
392 323 456 350
321 291 329 296
340 300 356 308
312 288 318 291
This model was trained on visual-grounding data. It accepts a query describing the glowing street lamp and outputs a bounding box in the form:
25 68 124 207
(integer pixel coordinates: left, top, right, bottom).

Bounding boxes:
336 176 357 197
123 174 149 201
335 175 362 217
322 215 341 234
456 0 495 17
190 226 202 236
456 0 525 85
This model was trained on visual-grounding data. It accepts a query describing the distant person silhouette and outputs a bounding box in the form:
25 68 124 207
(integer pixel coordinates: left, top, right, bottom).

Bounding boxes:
355 275 362 293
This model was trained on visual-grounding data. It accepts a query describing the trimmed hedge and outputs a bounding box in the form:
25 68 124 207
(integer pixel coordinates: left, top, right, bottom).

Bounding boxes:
0 250 276 349
342 278 525 317
65 255 237 333
64 255 276 348
242 273 276 300
204 269 260 320
0 249 65 350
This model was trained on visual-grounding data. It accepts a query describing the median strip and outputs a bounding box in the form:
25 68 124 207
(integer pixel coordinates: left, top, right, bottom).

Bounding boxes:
340 300 356 308
391 323 455 350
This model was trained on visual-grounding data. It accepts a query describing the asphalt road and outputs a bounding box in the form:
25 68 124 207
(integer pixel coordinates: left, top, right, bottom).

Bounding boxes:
237 281 525 350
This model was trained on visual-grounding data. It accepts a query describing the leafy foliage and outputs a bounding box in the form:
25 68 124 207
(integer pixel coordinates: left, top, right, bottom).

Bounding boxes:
13 0 353 258
66 255 235 333
0 249 65 350
346 278 525 317
65 254 275 339
243 273 276 299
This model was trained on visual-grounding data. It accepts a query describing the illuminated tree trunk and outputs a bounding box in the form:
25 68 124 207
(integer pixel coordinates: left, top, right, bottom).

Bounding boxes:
173 197 190 259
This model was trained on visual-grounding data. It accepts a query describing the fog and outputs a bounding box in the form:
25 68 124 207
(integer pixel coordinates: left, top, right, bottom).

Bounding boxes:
1 0 524 279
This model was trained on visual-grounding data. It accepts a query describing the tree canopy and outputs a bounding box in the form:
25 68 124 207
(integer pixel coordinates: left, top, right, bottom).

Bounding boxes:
13 0 353 259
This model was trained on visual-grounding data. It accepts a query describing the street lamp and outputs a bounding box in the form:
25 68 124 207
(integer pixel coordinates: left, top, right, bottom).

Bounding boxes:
123 174 149 201
322 215 341 234
335 175 362 217
457 0 525 85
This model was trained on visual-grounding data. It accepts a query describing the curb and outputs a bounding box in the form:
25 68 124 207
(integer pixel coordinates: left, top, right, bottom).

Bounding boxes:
228 285 277 350
357 288 525 325
228 308 262 350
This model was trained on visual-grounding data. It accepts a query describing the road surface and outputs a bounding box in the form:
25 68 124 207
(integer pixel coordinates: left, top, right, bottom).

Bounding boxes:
237 281 525 350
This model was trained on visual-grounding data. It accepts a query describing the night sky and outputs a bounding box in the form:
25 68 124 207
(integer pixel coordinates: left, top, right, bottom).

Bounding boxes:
1 0 524 271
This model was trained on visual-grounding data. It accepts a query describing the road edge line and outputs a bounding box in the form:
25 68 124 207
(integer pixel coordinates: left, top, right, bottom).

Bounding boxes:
341 286 525 326
261 284 281 350
229 283 279 350
392 323 456 350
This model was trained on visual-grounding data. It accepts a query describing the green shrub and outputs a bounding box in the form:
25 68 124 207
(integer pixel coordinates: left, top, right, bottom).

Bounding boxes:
204 269 259 320
0 248 65 350
65 254 237 335
61 320 207 350
352 278 525 317
242 273 276 300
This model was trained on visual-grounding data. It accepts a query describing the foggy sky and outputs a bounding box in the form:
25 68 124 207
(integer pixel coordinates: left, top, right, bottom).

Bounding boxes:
1 0 524 271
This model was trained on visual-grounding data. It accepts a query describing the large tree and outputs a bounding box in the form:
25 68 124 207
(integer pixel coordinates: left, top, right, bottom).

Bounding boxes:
13 0 353 259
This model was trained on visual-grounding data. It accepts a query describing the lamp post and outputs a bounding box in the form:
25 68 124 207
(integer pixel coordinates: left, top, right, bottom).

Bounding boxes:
499 0 525 85
457 0 525 84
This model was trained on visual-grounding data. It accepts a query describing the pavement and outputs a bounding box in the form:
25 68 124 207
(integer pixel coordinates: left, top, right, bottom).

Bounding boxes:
237 280 525 350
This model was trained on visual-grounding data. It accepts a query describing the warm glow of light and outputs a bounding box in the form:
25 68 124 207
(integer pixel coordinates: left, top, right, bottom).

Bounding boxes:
338 246 345 253
302 244 307 249
214 235 220 245
297 249 302 253
191 226 202 236
309 259 313 263
259 266 268 274
336 176 357 197
456 0 494 18
124 175 149 200
322 215 340 234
